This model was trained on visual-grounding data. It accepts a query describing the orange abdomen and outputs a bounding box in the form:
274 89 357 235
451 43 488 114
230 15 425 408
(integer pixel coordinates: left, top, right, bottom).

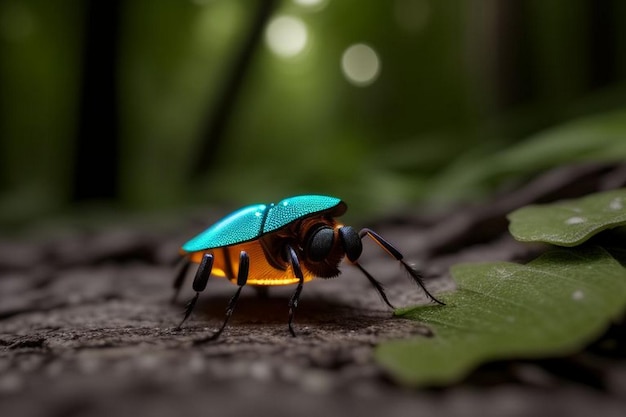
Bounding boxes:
188 240 315 286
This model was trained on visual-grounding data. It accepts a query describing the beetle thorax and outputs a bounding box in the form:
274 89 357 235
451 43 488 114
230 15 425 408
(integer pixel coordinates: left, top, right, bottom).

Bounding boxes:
259 216 345 278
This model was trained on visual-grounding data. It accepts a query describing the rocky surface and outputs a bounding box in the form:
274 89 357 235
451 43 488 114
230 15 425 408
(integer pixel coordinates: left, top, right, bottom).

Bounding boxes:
1 163 625 417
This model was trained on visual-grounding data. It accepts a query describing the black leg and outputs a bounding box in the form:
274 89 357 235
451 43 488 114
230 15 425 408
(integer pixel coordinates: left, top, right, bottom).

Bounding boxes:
354 262 395 309
338 226 393 308
285 245 304 337
177 253 214 329
359 228 445 305
398 260 445 305
171 257 191 304
359 228 403 259
194 251 249 343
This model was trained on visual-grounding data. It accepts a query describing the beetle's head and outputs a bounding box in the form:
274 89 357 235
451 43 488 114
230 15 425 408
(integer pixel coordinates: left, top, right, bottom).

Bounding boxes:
298 219 363 278
260 216 364 278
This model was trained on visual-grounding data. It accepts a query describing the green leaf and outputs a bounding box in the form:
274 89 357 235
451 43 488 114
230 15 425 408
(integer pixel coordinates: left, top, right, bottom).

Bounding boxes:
375 247 626 387
508 188 626 246
426 108 626 204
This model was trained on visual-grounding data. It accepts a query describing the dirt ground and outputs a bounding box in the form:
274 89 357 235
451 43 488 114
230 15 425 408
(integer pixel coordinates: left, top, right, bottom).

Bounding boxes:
1 164 625 417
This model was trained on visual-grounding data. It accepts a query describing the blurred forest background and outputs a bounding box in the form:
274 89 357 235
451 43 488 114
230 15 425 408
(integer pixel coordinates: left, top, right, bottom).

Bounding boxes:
1 0 626 231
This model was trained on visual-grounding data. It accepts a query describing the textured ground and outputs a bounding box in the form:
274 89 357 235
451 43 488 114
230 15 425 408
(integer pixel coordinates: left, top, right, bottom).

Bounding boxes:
1 163 625 417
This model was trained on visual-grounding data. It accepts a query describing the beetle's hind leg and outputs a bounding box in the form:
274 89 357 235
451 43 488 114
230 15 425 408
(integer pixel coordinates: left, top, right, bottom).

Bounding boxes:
194 251 249 343
177 253 213 329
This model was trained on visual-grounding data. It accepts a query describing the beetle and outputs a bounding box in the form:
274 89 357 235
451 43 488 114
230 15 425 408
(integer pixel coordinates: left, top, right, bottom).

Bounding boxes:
173 195 444 341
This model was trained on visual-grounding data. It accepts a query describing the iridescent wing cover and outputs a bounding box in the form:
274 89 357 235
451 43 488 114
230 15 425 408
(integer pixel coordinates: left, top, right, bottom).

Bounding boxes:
181 195 346 252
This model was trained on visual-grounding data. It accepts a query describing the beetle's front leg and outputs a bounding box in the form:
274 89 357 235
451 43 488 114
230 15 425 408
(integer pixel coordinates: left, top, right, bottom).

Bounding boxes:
359 228 444 305
338 226 395 309
285 245 304 337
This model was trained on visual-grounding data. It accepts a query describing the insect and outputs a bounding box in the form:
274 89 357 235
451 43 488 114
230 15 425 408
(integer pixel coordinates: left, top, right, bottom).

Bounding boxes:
173 195 444 341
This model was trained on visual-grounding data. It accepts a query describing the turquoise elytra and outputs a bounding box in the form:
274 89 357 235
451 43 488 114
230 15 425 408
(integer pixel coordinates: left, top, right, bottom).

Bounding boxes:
181 195 346 252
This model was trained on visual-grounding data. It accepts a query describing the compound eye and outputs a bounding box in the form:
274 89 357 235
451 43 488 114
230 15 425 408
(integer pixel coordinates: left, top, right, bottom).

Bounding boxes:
306 226 335 262
338 226 362 262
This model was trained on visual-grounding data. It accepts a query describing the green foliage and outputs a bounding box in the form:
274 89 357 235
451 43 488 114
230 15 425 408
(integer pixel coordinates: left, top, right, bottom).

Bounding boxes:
377 188 626 386
0 0 83 223
427 108 626 204
508 188 626 246
3 2 626 226
376 247 626 387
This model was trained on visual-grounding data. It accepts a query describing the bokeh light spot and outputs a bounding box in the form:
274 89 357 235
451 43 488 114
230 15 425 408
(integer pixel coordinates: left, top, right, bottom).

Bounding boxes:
265 15 308 58
341 43 381 87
